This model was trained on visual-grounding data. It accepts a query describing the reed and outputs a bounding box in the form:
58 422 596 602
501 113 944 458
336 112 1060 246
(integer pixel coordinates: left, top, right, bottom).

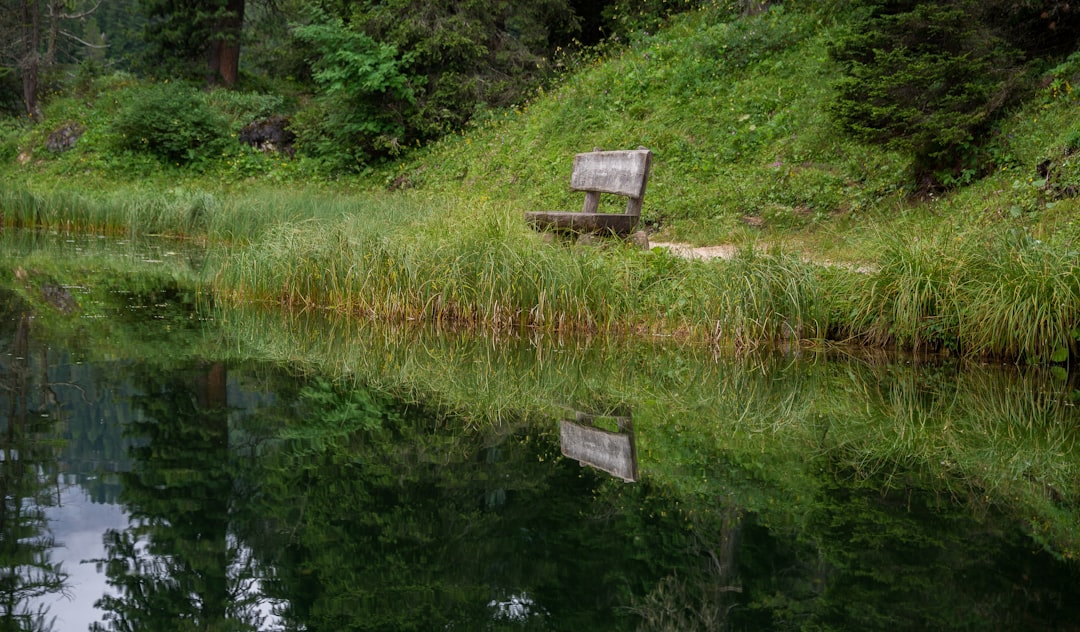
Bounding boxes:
706 246 827 347
823 223 1080 362
214 197 835 343
958 232 1080 362
833 228 969 350
0 180 425 242
9 175 1080 361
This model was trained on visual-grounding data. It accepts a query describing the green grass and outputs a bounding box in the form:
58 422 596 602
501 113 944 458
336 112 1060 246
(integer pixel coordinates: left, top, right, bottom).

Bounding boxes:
213 198 828 342
0 180 428 241
384 5 903 243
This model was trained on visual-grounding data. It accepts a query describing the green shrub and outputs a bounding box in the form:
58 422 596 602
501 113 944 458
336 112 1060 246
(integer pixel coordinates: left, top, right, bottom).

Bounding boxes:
108 82 229 165
828 0 1029 188
0 117 24 162
291 16 414 171
602 0 733 39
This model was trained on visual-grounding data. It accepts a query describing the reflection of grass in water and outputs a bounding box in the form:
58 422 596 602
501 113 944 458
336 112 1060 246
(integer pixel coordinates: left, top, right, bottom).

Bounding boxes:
218 304 1080 559
0 238 219 365
786 359 1080 560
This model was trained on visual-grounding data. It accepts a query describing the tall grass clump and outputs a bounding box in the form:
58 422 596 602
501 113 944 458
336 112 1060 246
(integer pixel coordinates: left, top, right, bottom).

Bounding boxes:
0 185 219 236
839 228 971 350
707 246 827 346
408 212 639 331
215 203 645 333
214 199 836 344
1 179 432 242
959 231 1080 362
207 188 429 243
0 187 125 232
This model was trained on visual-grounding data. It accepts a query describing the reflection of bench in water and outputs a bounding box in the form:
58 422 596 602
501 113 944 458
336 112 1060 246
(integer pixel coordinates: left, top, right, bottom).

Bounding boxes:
525 148 652 237
559 410 638 482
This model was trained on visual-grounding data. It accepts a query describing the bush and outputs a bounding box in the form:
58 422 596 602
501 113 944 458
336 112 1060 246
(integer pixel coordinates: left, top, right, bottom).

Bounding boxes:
0 118 24 162
203 90 288 127
108 82 229 165
291 16 414 171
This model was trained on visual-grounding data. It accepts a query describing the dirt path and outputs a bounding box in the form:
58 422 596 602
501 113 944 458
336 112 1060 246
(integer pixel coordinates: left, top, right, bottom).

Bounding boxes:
652 240 875 273
649 242 738 260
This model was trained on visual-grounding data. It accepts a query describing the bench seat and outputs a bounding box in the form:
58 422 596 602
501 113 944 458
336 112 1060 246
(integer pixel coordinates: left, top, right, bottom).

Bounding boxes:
525 147 652 237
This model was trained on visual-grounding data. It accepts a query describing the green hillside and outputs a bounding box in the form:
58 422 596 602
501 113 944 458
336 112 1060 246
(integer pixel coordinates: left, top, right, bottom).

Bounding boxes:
369 4 1078 251
4 3 1080 248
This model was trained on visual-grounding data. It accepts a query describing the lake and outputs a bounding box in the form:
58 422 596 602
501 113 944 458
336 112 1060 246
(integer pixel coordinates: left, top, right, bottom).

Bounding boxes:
2 231 1079 631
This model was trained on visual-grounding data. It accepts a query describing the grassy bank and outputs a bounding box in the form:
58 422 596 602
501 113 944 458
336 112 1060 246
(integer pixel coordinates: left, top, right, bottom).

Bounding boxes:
3 3 1080 361
213 204 824 343
210 203 1080 361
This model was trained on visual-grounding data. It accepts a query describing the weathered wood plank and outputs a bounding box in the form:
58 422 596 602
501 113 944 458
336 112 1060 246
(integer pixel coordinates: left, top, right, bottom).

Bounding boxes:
570 150 652 198
559 419 638 482
523 210 639 235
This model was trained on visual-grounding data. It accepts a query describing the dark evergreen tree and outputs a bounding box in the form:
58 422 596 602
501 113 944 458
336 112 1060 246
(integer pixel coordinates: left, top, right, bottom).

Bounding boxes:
828 0 1029 189
140 0 245 86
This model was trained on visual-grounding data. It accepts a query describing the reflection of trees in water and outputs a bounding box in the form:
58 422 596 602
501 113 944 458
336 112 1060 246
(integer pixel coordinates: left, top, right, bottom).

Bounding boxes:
727 465 1080 631
237 380 708 631
0 306 68 632
90 362 267 632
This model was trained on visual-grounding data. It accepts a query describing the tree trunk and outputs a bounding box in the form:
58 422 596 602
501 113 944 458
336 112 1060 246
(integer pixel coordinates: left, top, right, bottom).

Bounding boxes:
207 0 244 87
20 0 41 119
46 0 60 66
742 0 772 16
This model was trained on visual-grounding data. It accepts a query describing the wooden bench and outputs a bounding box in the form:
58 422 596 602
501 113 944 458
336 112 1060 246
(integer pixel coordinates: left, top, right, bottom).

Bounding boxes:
525 147 652 236
559 410 638 482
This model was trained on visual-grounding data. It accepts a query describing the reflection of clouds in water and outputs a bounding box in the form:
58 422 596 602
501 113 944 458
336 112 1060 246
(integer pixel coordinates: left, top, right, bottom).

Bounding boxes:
227 534 288 630
488 593 546 622
38 482 128 632
36 482 286 632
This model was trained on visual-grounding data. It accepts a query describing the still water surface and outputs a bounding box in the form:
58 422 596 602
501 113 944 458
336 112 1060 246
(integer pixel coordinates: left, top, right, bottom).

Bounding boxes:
2 232 1080 630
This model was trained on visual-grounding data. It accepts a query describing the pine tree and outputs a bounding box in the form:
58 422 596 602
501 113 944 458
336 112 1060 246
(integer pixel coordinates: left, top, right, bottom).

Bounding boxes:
828 0 1027 188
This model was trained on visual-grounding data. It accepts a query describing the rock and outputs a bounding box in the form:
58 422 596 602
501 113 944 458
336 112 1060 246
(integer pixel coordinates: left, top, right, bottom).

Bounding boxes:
239 115 296 156
41 283 78 314
46 122 84 153
629 230 650 249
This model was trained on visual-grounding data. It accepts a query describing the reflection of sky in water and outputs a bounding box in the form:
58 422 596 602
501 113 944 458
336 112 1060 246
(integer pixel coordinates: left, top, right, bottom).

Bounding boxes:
36 479 285 631
38 481 127 632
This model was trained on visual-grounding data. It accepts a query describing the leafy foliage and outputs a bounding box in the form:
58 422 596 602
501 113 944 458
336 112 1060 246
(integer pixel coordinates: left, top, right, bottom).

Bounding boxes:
289 0 588 170
290 14 415 170
108 82 229 165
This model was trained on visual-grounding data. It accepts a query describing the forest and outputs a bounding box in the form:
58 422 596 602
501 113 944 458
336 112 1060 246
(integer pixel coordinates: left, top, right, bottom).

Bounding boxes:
1 0 744 171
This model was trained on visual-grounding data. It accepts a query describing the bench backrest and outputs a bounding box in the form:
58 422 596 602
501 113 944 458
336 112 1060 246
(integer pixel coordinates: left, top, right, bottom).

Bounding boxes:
570 148 652 216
